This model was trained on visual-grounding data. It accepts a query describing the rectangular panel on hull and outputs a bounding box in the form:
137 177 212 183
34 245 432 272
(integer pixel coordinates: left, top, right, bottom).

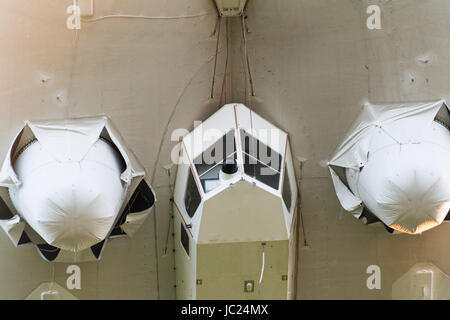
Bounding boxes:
196 241 288 299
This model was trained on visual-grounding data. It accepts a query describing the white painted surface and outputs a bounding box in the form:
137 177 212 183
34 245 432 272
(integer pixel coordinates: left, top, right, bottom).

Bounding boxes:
329 101 449 234
10 138 124 252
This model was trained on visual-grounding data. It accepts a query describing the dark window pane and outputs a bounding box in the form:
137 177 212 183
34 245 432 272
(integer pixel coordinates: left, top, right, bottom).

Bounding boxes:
36 244 60 262
0 197 14 220
241 129 258 157
18 232 31 246
180 223 190 256
91 240 106 259
110 226 126 237
184 169 201 218
126 179 155 213
282 162 292 212
199 153 237 193
194 130 236 176
199 164 222 193
114 179 155 233
240 129 282 172
243 153 280 190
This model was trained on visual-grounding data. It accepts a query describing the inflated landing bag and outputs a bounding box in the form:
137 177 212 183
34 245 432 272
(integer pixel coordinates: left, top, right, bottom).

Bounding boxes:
345 120 449 234
328 100 449 234
0 117 155 262
9 138 125 252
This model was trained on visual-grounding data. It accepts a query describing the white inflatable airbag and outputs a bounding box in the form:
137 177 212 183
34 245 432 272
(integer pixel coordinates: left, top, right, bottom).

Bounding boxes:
9 139 125 251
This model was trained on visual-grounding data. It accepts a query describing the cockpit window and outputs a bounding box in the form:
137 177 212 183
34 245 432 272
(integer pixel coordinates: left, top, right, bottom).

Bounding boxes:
194 131 237 193
180 223 190 256
282 161 292 212
194 130 236 175
198 153 238 193
240 129 282 172
240 129 281 190
184 168 201 217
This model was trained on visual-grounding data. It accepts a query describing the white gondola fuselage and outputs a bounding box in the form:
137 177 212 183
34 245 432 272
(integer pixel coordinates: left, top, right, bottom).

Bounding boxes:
173 104 298 299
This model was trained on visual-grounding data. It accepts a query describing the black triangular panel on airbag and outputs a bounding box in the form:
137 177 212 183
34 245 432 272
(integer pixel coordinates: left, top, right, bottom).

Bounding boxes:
91 240 106 259
112 179 155 233
126 179 155 213
110 226 126 237
0 197 14 220
383 224 395 234
435 102 449 129
18 232 32 246
36 244 60 262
